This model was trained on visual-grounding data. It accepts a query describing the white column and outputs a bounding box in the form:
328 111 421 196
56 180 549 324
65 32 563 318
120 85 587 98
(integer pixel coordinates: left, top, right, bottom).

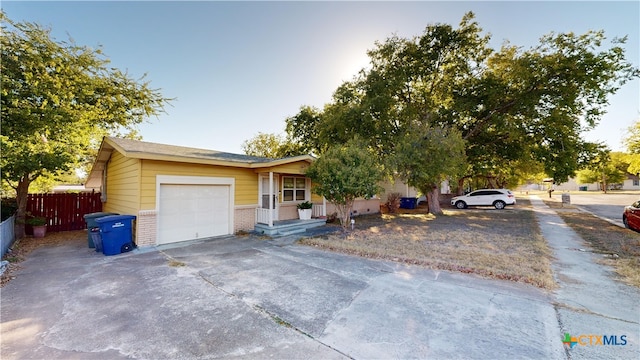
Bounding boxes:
322 196 326 217
268 171 274 227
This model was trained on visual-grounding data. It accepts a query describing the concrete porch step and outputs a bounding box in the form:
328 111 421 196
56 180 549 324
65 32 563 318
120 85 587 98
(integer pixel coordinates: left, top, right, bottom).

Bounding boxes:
254 218 326 236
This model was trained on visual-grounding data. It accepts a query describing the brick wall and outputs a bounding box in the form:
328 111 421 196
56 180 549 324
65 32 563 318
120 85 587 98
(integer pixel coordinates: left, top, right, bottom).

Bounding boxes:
136 206 264 246
234 207 255 233
136 210 157 247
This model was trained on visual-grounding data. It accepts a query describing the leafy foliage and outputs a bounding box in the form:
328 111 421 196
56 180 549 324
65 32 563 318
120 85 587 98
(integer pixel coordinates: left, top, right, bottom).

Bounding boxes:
241 132 308 158
384 192 402 214
577 151 628 192
1 13 171 237
304 140 383 228
624 119 640 155
296 201 313 210
285 12 639 195
242 132 286 158
284 106 324 155
391 125 466 214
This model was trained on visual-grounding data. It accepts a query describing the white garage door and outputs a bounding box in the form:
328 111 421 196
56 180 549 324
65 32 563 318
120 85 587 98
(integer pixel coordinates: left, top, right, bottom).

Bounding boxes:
158 183 231 244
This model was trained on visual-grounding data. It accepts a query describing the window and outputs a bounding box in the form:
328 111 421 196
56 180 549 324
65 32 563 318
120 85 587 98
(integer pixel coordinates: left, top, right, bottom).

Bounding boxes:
634 179 639 187
283 177 306 202
470 191 489 196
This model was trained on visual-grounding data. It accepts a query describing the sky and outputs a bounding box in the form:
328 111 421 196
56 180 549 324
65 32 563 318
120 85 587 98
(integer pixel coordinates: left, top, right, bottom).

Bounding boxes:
3 1 639 154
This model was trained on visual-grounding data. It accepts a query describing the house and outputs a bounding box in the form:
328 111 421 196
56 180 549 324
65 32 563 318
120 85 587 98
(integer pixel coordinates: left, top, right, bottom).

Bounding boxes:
621 173 640 190
85 137 379 247
542 173 640 192
379 178 451 203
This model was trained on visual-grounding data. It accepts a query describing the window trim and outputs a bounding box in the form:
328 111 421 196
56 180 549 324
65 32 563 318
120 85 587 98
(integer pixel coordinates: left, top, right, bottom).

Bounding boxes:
282 176 308 202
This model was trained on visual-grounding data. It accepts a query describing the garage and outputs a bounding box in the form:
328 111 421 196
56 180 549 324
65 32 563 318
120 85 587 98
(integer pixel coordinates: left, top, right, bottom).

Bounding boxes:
157 176 234 245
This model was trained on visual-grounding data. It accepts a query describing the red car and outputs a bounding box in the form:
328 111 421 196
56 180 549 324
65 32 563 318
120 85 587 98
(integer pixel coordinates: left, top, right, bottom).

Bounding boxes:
623 201 640 231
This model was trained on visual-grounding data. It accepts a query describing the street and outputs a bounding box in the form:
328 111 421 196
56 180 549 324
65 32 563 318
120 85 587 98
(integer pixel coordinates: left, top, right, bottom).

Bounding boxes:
553 192 640 227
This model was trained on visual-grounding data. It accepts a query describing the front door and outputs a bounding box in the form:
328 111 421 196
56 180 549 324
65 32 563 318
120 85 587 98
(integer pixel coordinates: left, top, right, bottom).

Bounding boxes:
260 174 279 220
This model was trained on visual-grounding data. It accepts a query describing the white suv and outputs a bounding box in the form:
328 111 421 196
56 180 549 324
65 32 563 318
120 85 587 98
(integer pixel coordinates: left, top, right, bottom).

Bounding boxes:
450 189 516 210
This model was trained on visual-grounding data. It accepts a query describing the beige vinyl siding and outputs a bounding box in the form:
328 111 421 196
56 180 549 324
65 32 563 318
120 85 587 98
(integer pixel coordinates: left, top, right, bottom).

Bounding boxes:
104 151 141 215
310 192 323 203
140 160 258 209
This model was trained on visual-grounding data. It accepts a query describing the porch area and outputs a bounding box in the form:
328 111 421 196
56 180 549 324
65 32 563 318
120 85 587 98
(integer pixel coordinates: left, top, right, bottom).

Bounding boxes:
254 170 328 236
254 218 327 236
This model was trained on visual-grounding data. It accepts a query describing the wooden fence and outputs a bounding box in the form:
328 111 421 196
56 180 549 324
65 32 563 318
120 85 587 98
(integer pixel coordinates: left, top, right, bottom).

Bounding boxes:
27 193 102 232
1 214 16 257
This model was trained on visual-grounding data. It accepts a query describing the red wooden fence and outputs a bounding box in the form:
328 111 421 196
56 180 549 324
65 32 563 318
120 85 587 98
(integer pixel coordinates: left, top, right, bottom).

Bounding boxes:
27 193 103 232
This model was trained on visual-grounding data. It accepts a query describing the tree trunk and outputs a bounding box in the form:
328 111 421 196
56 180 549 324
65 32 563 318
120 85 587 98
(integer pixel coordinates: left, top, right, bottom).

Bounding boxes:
335 199 355 230
426 185 442 215
457 177 465 196
15 174 31 239
487 176 498 189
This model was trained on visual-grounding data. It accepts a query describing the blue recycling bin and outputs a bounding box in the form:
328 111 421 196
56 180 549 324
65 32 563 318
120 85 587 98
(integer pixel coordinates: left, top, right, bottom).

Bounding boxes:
84 212 119 248
95 215 136 256
400 197 417 209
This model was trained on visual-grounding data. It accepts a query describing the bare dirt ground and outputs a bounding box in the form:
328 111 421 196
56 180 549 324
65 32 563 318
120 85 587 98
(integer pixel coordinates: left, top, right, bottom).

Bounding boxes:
1 230 86 287
301 197 556 289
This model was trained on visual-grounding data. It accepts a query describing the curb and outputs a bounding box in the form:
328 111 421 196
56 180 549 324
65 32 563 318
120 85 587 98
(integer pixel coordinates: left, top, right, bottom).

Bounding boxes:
573 206 626 229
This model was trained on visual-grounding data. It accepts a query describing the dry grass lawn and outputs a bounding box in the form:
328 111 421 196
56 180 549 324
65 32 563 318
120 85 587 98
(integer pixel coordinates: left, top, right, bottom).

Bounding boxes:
300 198 556 289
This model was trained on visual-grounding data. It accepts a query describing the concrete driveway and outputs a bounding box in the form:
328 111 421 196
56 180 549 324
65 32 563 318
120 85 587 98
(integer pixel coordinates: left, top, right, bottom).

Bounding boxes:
2 232 564 359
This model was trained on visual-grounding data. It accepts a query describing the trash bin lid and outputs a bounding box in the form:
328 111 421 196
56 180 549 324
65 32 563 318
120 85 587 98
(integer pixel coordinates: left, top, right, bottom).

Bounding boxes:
83 212 119 220
95 215 136 224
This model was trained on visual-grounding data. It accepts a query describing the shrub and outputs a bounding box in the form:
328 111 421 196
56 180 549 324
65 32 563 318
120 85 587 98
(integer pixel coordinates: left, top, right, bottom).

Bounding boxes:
297 201 313 209
386 192 402 213
25 216 47 226
1 198 17 222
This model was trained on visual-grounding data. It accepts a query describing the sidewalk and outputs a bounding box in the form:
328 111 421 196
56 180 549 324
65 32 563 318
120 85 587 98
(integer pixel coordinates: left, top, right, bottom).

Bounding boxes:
530 195 639 359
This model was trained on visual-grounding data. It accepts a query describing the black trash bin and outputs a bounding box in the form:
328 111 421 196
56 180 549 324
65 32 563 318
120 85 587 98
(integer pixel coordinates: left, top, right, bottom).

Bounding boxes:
84 212 119 248
90 227 103 253
95 215 136 256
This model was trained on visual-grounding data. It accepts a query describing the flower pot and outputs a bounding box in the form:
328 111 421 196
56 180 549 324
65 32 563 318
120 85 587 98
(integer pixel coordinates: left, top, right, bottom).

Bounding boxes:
298 209 312 220
32 225 47 238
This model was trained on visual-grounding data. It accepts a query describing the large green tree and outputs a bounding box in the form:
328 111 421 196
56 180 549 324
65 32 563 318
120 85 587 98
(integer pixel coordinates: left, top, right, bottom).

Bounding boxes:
241 132 307 158
304 140 383 228
391 125 466 214
286 12 638 199
241 132 286 158
624 119 640 175
1 13 171 238
284 105 324 155
624 119 640 154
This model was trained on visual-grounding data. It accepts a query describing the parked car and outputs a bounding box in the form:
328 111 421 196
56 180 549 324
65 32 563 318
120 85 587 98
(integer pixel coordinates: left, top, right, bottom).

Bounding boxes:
451 189 516 210
623 200 640 231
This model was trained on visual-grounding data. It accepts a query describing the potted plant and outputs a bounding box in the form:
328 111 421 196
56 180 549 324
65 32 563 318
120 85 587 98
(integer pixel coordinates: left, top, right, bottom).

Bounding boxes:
26 216 48 238
297 201 313 220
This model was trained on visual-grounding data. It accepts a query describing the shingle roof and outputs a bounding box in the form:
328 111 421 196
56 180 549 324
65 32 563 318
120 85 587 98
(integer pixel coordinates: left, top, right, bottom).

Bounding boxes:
85 137 315 189
108 137 273 164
